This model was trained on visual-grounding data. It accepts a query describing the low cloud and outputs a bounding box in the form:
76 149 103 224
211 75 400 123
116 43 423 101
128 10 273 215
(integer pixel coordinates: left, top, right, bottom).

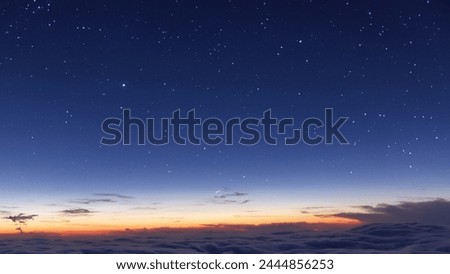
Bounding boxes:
214 192 248 199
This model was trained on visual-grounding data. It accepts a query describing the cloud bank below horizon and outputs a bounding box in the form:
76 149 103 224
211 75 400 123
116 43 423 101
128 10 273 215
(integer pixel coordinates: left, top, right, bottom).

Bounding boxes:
322 199 450 226
0 222 449 253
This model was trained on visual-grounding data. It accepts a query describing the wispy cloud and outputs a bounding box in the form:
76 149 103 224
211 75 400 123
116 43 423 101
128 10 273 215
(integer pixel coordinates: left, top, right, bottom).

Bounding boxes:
0 222 449 253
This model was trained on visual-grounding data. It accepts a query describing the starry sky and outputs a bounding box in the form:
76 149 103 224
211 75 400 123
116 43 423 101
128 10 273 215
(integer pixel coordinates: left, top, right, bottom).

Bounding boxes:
0 0 449 233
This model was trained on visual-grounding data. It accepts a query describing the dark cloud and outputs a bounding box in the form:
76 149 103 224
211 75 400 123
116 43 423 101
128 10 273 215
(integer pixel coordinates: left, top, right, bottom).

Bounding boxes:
3 213 38 224
159 217 184 221
212 199 252 205
326 199 450 226
93 193 134 199
0 205 18 209
61 209 94 215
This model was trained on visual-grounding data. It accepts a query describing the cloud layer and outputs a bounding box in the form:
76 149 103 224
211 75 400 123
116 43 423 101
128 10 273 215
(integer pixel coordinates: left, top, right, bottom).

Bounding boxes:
60 209 93 215
2 199 450 253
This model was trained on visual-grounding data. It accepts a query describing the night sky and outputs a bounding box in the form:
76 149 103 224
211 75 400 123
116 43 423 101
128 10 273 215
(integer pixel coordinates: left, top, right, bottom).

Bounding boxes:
1 0 449 233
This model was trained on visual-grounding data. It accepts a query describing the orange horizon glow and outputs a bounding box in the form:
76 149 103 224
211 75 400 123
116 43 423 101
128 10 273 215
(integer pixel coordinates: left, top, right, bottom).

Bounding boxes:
0 215 361 236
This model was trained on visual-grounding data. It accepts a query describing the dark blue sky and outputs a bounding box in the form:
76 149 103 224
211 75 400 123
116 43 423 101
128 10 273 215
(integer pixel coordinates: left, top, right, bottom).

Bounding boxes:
0 0 449 231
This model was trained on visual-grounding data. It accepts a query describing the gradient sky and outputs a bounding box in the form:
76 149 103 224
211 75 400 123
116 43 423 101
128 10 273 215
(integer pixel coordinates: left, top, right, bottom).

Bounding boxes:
0 0 449 233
